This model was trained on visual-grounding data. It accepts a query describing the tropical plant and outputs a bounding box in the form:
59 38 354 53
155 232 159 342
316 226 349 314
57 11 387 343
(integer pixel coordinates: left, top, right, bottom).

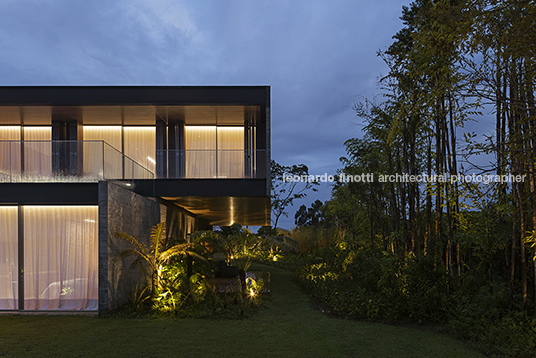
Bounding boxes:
191 224 259 292
192 223 297 293
128 283 150 312
115 222 204 297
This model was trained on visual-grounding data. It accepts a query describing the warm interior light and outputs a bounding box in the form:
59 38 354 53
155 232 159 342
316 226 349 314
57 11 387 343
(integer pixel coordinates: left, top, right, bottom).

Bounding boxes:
0 126 21 140
23 126 51 140
82 126 122 151
147 156 156 164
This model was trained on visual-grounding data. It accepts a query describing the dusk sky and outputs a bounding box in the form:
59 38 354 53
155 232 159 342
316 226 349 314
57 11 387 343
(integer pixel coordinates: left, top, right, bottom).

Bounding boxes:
0 0 473 229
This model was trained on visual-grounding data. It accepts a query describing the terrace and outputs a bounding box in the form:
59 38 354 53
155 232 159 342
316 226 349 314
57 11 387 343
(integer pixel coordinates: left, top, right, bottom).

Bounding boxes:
0 141 266 183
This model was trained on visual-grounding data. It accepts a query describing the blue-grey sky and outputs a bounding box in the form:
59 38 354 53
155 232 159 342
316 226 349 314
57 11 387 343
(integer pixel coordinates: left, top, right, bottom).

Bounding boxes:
0 0 418 228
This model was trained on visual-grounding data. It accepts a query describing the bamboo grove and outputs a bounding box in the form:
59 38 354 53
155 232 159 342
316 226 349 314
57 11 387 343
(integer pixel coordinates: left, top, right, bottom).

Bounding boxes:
325 0 536 314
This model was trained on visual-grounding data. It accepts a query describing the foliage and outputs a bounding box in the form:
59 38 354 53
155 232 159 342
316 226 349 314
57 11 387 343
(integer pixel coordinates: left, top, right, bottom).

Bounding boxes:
289 225 337 253
128 284 150 312
295 244 451 322
309 4 536 358
294 199 326 227
0 263 486 358
115 222 204 297
270 159 319 228
152 261 189 312
191 223 260 273
291 239 536 357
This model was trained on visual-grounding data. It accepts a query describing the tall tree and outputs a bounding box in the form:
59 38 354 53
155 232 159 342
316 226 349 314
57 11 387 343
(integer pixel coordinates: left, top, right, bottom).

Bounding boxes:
270 160 319 228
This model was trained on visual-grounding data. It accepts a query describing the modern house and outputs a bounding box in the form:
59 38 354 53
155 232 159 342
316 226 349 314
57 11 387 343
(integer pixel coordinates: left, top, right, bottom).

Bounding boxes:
0 85 270 313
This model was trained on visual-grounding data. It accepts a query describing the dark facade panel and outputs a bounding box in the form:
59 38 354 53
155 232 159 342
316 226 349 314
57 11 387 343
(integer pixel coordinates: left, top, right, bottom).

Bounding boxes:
133 178 268 198
0 86 269 106
0 183 98 204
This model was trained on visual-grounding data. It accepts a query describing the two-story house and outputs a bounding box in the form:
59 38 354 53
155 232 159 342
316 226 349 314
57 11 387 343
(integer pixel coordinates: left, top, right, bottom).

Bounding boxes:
0 85 270 313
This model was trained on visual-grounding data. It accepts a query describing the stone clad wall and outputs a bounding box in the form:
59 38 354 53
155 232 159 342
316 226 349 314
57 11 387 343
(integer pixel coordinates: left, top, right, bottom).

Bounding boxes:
98 181 161 313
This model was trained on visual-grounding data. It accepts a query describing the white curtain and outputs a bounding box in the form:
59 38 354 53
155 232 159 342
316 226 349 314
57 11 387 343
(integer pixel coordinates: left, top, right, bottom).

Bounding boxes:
82 126 122 179
123 127 156 177
185 126 216 178
23 127 52 180
23 206 98 311
217 127 244 178
0 207 18 310
0 126 21 181
83 126 122 151
185 126 244 178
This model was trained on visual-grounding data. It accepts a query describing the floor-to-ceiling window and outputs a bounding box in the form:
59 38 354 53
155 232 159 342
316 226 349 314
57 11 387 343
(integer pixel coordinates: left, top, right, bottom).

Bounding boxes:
0 126 21 181
0 205 98 311
217 127 244 178
83 126 123 179
0 206 18 310
123 127 156 175
185 126 216 178
23 127 52 179
184 126 244 178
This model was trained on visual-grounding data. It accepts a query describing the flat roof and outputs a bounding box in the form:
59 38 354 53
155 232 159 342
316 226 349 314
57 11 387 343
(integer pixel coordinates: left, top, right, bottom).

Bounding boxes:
0 85 270 106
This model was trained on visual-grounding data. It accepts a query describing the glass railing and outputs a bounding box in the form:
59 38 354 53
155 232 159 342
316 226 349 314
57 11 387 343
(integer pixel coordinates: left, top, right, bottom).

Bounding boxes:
0 140 154 183
155 149 267 179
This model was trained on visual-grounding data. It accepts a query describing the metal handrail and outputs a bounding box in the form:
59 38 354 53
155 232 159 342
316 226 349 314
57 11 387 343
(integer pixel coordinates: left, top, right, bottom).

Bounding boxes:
0 140 154 183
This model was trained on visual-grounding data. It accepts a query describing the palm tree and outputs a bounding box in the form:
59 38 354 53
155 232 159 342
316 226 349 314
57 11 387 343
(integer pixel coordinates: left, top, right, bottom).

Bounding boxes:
115 222 204 297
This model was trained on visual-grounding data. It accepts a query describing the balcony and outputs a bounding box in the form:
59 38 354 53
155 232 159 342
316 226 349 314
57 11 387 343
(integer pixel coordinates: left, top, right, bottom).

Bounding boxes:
0 141 267 183
0 140 153 183
155 149 267 179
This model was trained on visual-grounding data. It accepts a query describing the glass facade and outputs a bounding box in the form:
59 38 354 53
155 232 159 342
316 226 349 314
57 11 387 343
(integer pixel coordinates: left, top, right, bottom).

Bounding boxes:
0 105 266 180
0 206 99 311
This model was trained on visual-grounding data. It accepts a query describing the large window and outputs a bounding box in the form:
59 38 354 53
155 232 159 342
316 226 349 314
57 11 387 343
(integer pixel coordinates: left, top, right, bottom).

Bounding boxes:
23 127 52 177
0 126 21 180
185 126 244 178
83 126 123 179
0 206 18 310
83 126 122 151
0 206 99 311
0 126 53 181
217 127 244 178
124 127 156 174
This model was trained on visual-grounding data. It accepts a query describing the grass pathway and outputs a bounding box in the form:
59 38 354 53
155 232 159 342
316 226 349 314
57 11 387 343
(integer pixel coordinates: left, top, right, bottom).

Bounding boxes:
0 263 485 358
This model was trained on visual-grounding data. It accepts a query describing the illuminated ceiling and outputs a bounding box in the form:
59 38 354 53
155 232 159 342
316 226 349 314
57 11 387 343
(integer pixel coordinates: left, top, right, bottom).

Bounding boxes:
0 105 260 126
162 196 270 227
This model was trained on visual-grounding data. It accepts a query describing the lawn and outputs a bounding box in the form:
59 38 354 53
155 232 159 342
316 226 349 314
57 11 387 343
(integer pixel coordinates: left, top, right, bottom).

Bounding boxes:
0 263 484 358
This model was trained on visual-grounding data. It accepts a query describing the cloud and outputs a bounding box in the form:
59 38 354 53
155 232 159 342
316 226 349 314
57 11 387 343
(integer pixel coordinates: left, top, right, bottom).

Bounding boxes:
117 0 199 44
0 0 412 228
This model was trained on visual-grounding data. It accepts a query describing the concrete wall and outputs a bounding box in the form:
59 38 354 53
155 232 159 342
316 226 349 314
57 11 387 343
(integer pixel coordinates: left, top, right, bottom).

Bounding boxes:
98 181 161 313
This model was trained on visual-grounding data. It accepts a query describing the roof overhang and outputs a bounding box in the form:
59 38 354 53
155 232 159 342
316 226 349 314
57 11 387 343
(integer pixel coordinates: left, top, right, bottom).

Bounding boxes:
162 196 270 226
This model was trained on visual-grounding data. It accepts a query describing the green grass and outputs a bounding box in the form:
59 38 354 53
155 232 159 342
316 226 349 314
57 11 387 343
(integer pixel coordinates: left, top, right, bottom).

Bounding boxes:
0 263 484 358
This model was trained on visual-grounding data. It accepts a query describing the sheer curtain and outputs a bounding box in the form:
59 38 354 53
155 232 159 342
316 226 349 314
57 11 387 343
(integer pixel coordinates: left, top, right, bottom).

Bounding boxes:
23 127 52 180
0 206 18 310
83 126 123 179
83 126 122 151
123 127 156 175
23 206 98 311
217 127 244 178
0 126 21 181
185 126 216 178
